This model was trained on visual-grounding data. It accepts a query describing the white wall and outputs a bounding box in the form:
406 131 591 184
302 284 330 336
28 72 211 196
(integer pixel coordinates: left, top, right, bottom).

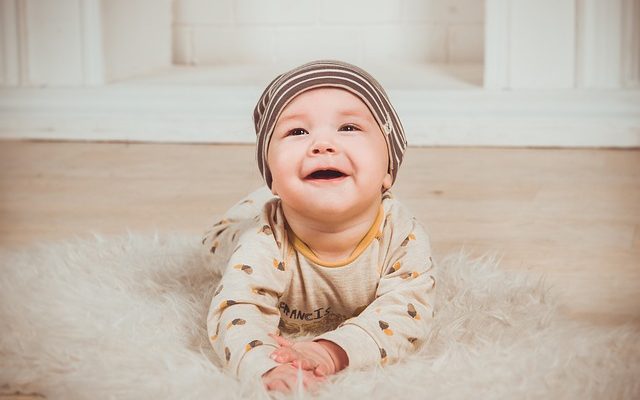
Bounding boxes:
0 0 86 86
485 0 640 89
576 0 640 88
0 0 172 87
172 0 485 66
484 0 577 89
102 0 172 83
0 0 638 147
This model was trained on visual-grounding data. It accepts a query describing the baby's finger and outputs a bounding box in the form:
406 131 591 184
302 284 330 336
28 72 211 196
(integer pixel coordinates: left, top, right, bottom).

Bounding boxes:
269 333 293 348
292 358 319 371
266 379 290 393
271 347 297 363
314 364 330 377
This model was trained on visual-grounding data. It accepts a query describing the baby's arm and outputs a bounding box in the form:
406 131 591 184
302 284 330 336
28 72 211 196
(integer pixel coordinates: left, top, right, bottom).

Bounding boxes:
314 220 436 369
206 226 289 381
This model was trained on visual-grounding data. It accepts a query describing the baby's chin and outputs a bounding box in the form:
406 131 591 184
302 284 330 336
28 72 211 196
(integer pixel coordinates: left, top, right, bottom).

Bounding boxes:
308 200 353 218
298 194 374 220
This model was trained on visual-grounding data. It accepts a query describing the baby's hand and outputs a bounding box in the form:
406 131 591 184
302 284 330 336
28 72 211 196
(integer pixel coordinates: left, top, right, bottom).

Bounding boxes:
262 363 324 393
269 334 348 376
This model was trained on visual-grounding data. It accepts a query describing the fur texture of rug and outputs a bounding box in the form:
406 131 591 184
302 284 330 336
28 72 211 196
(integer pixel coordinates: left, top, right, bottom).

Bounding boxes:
0 233 638 399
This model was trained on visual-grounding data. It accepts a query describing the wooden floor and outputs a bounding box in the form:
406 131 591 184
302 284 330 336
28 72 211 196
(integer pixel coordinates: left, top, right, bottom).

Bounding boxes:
0 140 639 330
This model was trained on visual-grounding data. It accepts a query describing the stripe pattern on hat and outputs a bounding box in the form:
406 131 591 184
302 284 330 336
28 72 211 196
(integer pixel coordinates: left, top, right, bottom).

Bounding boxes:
253 60 407 189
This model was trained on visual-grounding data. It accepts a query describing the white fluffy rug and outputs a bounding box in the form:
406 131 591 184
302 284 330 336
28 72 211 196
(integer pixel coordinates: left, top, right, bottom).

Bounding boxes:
0 233 638 399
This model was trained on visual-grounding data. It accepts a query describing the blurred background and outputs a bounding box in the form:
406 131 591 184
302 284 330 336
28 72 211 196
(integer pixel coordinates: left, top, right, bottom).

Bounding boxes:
0 0 639 147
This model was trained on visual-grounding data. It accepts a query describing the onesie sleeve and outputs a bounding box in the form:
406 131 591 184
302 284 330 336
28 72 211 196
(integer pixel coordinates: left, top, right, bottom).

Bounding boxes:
316 219 436 370
206 214 291 382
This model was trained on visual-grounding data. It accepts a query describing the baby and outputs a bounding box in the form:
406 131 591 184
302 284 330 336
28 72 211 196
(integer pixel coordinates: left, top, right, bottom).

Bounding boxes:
203 60 436 393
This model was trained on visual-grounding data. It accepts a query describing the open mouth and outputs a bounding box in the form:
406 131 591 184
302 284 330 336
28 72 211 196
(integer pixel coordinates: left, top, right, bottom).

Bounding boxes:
305 169 347 180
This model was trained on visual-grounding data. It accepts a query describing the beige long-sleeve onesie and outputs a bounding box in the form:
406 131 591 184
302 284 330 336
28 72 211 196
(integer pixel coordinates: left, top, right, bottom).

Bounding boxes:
203 187 436 381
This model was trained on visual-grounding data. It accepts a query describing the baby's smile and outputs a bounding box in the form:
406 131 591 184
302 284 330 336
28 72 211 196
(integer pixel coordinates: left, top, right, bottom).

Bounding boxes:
304 168 349 183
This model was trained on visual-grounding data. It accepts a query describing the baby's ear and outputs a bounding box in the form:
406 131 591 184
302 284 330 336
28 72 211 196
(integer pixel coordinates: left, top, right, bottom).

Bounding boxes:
382 173 392 190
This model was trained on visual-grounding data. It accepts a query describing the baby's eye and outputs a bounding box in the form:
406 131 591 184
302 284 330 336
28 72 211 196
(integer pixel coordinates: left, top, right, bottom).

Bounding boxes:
339 124 360 132
287 128 308 136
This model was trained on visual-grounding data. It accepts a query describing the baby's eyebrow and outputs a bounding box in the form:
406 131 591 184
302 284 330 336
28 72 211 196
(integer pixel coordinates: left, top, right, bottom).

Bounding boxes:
277 113 306 124
339 110 375 121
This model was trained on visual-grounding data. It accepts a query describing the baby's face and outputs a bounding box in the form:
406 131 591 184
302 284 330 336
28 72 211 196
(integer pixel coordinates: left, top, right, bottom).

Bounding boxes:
267 88 392 220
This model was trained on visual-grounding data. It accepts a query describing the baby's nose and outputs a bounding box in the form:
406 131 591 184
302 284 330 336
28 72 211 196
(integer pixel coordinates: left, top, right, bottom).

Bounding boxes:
311 142 336 155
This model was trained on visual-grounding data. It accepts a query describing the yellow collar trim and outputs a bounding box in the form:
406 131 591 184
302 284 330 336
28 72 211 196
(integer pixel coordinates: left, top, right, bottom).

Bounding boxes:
288 206 384 268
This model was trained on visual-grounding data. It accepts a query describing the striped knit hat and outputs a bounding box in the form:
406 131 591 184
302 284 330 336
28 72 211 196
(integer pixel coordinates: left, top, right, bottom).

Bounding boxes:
253 60 407 189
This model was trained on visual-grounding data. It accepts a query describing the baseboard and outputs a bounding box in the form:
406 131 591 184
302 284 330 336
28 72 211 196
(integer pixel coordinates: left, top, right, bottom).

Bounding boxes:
1 85 639 147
